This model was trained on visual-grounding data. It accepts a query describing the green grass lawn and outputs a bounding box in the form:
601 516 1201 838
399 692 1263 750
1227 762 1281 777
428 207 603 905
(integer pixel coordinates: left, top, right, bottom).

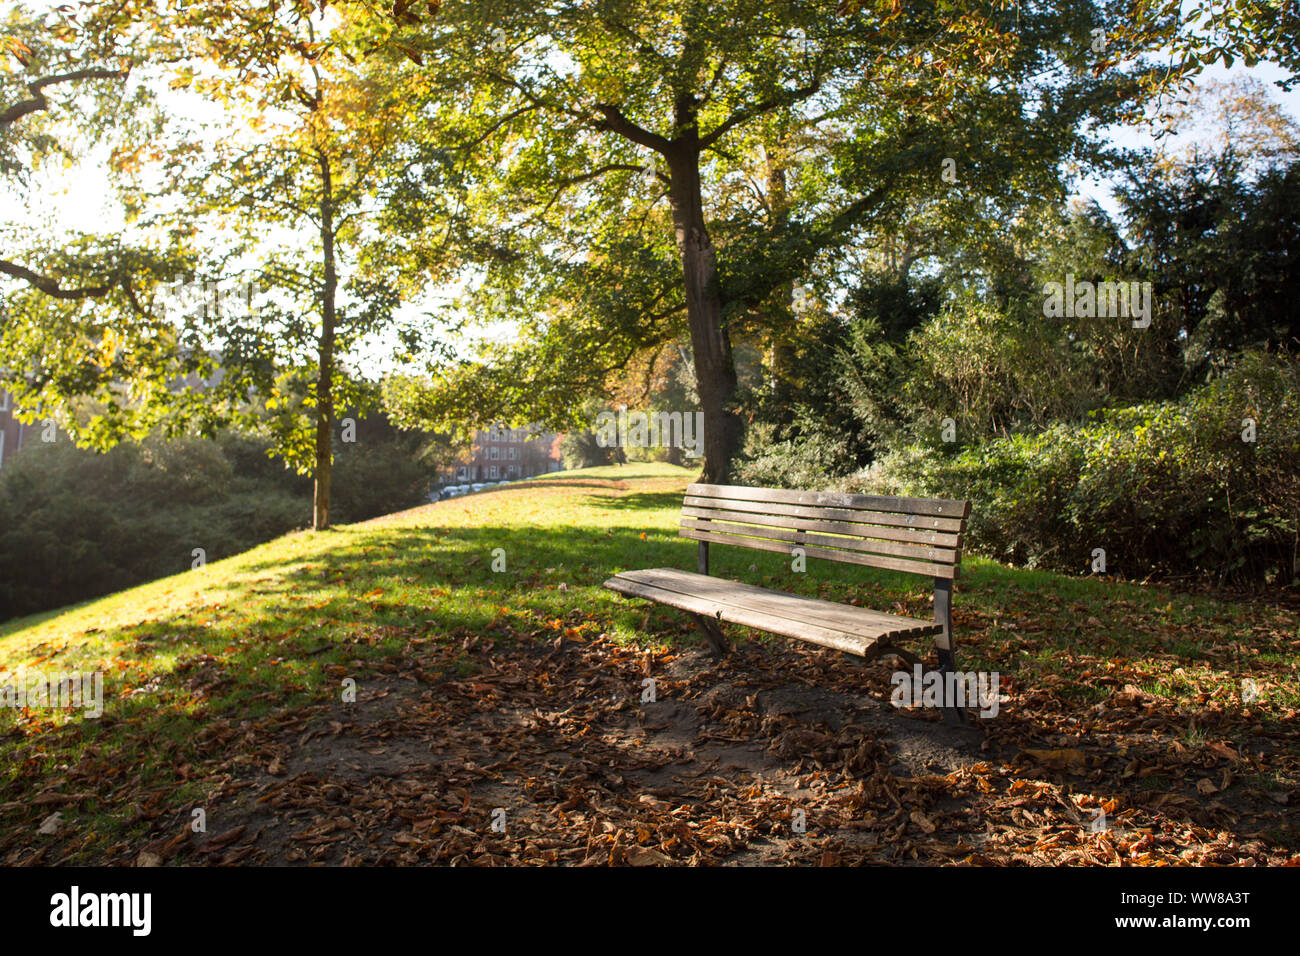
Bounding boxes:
1 463 1296 863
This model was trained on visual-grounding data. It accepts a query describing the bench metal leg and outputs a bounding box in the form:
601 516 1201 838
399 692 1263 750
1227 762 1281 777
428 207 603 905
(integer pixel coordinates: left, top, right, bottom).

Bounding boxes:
867 642 962 724
688 612 730 658
937 647 964 726
934 578 965 725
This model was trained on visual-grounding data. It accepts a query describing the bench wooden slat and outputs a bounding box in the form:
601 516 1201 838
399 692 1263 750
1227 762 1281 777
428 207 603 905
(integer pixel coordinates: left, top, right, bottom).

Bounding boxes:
606 575 877 655
604 484 971 721
687 483 969 520
682 495 966 534
615 567 943 638
680 526 959 579
605 570 941 655
679 516 960 565
681 504 963 548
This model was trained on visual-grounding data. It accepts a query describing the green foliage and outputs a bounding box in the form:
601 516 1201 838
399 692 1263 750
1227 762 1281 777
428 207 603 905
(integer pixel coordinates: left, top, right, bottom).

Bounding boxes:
734 411 861 489
855 351 1300 584
883 292 1106 442
0 420 438 620
330 417 445 522
1124 1 1300 91
560 429 617 471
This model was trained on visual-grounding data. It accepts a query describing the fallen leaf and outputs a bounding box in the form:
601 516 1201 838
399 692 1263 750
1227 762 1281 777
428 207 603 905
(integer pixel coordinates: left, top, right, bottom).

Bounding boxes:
626 846 672 866
910 810 937 834
1021 748 1088 771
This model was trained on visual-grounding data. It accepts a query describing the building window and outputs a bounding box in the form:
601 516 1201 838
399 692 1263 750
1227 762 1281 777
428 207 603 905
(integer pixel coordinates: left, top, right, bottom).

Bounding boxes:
490 446 499 460
508 446 518 460
489 465 498 479
0 390 8 412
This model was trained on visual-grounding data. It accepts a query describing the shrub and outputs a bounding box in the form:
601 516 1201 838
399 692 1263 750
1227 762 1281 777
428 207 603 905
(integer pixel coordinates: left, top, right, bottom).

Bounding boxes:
850 351 1299 584
734 412 865 490
0 421 437 620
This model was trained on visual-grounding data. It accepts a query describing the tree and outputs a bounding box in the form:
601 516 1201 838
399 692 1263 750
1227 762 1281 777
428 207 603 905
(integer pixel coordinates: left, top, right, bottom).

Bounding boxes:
156 5 424 529
1 2 184 327
376 0 1163 481
3 1 442 530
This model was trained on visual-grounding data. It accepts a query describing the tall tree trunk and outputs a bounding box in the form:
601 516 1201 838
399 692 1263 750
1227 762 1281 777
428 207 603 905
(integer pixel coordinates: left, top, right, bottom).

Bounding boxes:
666 106 741 485
314 152 336 531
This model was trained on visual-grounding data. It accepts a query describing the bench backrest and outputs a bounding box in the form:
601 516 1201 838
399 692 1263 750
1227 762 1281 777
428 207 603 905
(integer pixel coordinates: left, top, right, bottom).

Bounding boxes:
680 483 970 579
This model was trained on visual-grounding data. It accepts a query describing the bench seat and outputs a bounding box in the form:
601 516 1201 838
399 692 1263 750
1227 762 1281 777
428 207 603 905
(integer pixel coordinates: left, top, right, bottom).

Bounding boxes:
604 567 942 658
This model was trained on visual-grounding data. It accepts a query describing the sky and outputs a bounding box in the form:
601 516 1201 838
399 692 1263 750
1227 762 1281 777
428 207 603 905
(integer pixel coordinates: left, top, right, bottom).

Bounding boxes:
1079 60 1300 217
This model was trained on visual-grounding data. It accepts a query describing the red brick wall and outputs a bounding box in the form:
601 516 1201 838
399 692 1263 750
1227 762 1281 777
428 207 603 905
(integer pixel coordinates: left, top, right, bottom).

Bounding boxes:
445 426 562 483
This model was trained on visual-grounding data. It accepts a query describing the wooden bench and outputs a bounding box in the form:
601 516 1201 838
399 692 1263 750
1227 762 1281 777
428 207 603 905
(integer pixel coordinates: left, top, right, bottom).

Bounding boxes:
603 482 972 722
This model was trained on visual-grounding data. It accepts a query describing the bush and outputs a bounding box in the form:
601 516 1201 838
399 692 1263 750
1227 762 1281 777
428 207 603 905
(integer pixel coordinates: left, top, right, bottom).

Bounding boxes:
331 430 439 523
0 421 438 620
734 412 864 489
849 351 1299 585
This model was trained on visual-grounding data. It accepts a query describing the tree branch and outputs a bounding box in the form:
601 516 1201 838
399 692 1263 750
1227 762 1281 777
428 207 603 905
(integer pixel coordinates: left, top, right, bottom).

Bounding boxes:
698 77 823 150
0 257 111 299
0 66 129 129
593 103 672 154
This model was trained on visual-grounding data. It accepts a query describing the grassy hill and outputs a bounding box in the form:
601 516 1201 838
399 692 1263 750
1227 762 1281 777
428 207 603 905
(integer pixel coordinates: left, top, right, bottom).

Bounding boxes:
1 464 1296 865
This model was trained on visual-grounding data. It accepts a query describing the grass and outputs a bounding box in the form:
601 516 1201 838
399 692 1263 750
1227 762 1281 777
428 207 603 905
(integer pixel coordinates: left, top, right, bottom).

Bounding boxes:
1 462 1296 862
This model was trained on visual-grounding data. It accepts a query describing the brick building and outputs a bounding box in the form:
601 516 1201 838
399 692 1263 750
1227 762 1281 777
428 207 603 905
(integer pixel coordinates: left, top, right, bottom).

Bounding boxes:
445 425 563 484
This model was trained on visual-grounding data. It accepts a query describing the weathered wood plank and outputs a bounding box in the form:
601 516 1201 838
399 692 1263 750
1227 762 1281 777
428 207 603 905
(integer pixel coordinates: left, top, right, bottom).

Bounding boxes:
681 504 963 548
616 567 943 638
678 516 960 565
679 526 960 579
682 495 966 534
687 483 970 520
604 575 891 656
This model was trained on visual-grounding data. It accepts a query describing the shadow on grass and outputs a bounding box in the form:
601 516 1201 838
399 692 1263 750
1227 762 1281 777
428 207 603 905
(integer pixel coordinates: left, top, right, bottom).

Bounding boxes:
577 489 688 513
1 505 1296 863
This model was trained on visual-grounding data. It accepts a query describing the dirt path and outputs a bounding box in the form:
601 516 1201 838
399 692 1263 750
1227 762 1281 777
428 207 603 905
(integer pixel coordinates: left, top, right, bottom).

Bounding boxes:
121 632 1291 866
